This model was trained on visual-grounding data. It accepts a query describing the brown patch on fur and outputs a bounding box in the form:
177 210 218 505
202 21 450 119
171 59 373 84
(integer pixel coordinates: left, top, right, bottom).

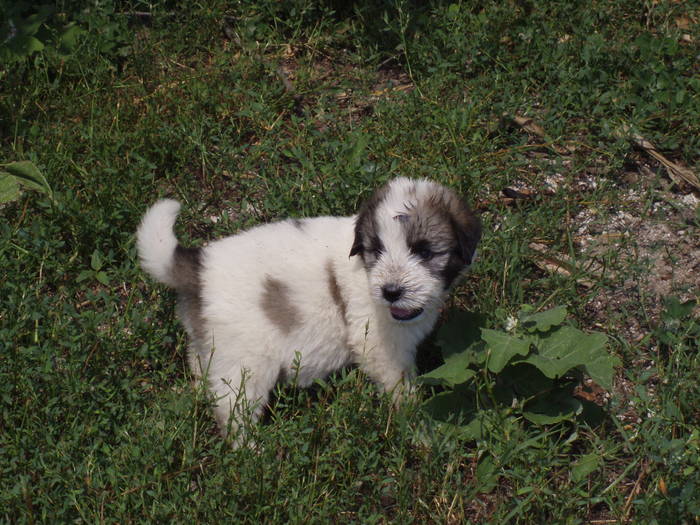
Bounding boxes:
172 246 207 344
177 291 206 347
261 276 300 334
326 260 348 325
173 246 202 293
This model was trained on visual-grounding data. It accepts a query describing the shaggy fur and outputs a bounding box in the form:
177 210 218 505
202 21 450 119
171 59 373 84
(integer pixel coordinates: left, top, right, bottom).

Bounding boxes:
137 177 481 440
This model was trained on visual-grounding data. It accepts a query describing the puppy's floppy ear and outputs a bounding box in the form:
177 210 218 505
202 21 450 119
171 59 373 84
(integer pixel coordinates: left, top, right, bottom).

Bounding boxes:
349 182 390 258
448 197 482 266
453 214 481 265
349 225 363 257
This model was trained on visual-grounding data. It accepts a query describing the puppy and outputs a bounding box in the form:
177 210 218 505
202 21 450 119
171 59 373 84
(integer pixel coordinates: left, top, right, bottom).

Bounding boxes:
137 177 481 439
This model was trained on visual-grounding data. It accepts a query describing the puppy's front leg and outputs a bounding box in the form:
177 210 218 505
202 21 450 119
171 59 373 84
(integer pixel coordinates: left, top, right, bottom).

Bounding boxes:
360 353 417 406
388 369 418 406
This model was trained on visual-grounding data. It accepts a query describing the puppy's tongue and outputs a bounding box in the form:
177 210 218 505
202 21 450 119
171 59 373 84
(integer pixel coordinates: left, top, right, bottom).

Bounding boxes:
390 306 422 321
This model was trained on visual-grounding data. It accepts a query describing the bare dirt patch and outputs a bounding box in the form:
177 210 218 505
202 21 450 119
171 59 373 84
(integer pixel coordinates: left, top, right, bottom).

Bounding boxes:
496 114 698 342
575 173 699 342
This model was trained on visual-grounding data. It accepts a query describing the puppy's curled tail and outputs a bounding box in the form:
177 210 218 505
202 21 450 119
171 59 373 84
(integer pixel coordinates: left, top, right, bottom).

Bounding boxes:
137 199 200 291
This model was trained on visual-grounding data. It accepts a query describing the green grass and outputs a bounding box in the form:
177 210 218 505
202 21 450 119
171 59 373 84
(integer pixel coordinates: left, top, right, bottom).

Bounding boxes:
2 0 699 522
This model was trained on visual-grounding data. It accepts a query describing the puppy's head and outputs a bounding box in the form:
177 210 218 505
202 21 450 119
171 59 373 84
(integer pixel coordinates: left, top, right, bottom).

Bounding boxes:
350 177 481 322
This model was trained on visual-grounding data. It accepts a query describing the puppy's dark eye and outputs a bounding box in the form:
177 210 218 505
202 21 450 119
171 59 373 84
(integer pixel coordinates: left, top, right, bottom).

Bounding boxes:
411 241 434 261
418 248 433 260
370 240 384 258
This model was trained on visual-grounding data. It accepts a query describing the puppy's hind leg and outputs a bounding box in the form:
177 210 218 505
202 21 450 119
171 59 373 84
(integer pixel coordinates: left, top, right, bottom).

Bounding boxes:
207 362 279 446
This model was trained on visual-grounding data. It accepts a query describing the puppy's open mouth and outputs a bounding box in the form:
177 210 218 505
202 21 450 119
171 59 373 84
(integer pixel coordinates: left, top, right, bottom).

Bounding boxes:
390 306 424 321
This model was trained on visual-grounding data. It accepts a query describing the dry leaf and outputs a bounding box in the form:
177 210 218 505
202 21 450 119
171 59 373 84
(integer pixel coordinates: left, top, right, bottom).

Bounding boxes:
528 242 600 288
512 114 546 138
505 113 575 154
675 16 692 30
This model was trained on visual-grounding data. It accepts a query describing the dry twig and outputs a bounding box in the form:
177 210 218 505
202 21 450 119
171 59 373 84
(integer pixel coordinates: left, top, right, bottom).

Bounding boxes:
629 132 700 191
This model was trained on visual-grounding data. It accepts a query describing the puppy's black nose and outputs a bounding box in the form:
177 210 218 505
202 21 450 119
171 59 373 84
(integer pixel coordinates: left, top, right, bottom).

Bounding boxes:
382 285 403 303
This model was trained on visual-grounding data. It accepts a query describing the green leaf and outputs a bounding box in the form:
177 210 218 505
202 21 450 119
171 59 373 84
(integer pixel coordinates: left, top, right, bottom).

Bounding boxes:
420 339 486 387
533 328 613 389
520 305 567 332
580 399 606 427
498 363 554 399
420 384 487 439
90 250 103 271
6 34 45 56
436 310 486 361
3 161 51 197
571 453 602 482
95 272 110 286
422 388 474 421
523 388 582 424
519 326 594 380
58 24 85 54
18 7 55 36
418 356 476 387
0 173 20 203
663 296 697 322
482 329 531 373
475 454 499 493
581 335 616 390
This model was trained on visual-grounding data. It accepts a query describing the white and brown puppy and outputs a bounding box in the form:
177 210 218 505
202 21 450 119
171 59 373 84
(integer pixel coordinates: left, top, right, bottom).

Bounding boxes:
137 177 481 438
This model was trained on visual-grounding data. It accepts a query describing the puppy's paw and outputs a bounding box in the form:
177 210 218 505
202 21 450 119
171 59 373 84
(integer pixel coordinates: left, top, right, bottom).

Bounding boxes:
389 376 419 408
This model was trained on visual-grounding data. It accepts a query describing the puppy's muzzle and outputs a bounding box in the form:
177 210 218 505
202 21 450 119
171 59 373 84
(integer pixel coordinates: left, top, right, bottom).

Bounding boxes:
381 284 424 321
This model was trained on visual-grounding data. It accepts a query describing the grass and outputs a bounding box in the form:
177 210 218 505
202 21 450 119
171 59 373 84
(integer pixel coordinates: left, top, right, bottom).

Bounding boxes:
2 0 699 522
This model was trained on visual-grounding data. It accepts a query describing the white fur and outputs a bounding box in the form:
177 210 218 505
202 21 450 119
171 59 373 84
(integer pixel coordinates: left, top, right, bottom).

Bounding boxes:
136 199 182 288
137 177 478 441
